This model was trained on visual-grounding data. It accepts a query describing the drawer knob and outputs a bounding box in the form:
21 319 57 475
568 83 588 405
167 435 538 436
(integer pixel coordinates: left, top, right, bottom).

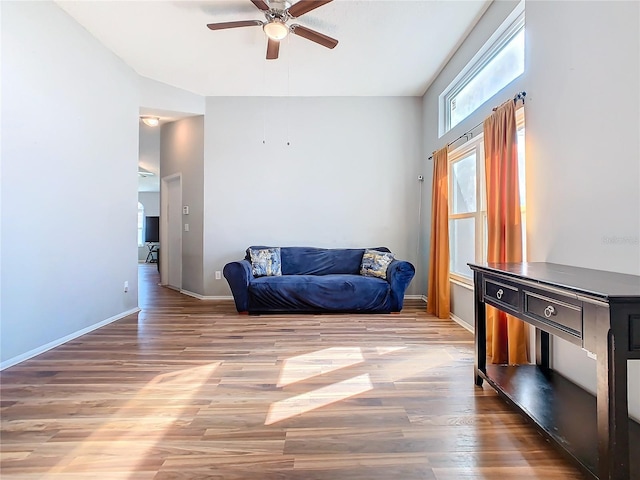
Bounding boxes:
496 289 504 300
544 305 556 318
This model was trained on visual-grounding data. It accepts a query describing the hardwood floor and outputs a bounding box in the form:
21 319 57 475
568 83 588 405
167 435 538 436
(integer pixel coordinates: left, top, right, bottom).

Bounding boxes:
1 264 585 479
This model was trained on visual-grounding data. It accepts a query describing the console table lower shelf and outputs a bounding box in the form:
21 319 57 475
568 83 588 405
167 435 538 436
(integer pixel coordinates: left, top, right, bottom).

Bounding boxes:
481 365 640 479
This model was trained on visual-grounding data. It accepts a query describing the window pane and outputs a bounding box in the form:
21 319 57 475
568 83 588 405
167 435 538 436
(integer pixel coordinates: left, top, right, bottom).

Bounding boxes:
517 126 526 256
517 127 526 207
450 217 476 278
450 28 525 129
451 153 477 214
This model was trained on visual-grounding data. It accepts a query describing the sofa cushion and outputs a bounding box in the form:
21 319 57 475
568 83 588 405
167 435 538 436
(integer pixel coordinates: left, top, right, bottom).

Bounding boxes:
246 246 391 276
249 247 282 277
248 274 391 312
360 249 395 279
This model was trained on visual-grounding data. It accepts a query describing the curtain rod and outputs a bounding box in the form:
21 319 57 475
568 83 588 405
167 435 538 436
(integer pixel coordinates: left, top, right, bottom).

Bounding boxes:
428 91 526 161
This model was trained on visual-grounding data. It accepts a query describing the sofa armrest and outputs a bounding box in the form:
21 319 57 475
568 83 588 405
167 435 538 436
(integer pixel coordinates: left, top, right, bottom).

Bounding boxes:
223 260 254 312
386 259 416 312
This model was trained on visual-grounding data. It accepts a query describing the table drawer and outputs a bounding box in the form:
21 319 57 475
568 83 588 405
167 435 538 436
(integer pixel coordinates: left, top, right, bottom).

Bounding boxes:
484 278 520 311
524 291 582 338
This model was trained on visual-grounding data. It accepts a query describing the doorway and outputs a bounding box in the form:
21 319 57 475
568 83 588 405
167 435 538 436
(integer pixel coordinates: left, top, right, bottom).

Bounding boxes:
161 173 182 290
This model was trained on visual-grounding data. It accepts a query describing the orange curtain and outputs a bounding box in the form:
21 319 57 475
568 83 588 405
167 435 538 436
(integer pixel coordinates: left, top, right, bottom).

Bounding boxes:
483 101 528 364
427 147 450 319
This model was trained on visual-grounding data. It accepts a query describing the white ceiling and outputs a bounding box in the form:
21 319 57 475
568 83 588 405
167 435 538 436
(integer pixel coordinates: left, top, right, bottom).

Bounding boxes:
56 0 491 97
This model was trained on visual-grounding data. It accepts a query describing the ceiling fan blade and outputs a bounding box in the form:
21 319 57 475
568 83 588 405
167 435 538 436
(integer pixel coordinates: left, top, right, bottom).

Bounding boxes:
291 24 338 49
207 20 262 30
251 0 270 11
287 0 333 18
266 38 280 60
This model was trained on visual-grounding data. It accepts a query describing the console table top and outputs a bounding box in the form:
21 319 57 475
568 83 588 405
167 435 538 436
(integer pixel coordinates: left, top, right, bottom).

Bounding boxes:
468 262 640 301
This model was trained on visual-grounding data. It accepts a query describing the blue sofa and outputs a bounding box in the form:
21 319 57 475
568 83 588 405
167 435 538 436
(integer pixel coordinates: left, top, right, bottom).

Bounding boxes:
223 246 415 314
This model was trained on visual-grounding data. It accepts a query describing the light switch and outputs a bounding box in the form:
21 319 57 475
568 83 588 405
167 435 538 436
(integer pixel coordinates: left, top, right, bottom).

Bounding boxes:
184 223 189 232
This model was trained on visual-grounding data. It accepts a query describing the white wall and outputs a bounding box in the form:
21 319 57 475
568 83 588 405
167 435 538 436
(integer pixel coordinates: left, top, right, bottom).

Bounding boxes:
139 193 160 216
1 1 140 366
525 0 640 421
161 116 205 295
139 76 205 116
525 1 640 274
203 96 423 297
421 0 639 420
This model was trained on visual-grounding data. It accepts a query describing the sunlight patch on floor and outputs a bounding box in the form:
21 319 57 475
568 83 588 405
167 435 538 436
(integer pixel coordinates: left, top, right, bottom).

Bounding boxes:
265 373 373 425
376 346 407 356
268 346 455 426
277 347 365 387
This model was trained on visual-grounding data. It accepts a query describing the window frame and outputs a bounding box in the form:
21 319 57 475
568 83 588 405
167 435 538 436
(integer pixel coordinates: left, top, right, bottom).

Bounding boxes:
448 134 486 284
440 5 525 136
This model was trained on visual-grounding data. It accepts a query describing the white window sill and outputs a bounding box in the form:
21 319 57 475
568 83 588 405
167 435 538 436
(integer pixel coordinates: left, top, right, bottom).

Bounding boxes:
450 276 474 291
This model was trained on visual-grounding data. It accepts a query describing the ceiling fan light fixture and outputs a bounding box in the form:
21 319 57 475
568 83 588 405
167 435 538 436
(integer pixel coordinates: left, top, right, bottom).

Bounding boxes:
141 116 160 127
263 21 289 41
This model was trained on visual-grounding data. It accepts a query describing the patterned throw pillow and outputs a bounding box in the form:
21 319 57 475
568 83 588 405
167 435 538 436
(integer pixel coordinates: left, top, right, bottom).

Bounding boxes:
360 249 395 279
249 247 282 277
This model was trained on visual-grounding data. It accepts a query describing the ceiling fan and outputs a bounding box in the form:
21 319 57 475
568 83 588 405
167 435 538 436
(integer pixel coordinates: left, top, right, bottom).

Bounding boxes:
206 0 338 60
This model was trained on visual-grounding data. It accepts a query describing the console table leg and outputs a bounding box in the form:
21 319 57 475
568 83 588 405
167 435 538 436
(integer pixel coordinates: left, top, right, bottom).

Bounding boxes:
596 305 630 480
474 271 486 386
536 329 550 371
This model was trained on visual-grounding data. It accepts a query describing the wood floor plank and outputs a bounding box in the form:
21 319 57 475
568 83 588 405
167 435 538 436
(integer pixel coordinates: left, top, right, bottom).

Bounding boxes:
0 264 585 479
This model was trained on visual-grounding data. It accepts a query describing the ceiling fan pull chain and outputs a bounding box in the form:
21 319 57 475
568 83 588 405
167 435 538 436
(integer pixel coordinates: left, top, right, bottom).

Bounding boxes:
287 34 291 146
263 59 267 145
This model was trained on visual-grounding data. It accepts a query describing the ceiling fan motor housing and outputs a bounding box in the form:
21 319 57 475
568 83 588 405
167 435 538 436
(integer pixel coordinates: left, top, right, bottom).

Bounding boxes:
268 1 291 14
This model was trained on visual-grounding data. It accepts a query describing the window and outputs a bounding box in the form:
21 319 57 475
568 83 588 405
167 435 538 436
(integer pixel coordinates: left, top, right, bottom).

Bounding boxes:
440 8 525 135
137 202 144 246
449 140 485 281
448 109 525 282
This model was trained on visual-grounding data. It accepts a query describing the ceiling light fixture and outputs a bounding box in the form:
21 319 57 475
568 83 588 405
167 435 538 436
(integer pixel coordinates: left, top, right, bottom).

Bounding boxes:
141 116 160 127
263 21 289 41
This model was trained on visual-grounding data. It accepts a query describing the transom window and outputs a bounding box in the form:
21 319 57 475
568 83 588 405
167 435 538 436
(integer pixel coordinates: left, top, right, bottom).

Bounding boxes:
440 7 525 135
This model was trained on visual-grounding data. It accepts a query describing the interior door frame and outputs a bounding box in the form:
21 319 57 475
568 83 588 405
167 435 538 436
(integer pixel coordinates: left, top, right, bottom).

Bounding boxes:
160 172 182 289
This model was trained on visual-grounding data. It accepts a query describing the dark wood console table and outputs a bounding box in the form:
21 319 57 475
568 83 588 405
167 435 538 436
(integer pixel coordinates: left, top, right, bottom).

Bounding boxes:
469 262 640 480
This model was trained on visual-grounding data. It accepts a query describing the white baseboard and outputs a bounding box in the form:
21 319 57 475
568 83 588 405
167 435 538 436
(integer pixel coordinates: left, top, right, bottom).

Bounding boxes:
180 289 233 301
405 295 427 302
0 307 141 371
450 312 474 333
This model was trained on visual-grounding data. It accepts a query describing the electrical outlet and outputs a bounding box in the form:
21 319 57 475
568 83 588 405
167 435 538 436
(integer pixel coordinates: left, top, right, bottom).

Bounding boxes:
215 271 222 280
124 281 129 293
